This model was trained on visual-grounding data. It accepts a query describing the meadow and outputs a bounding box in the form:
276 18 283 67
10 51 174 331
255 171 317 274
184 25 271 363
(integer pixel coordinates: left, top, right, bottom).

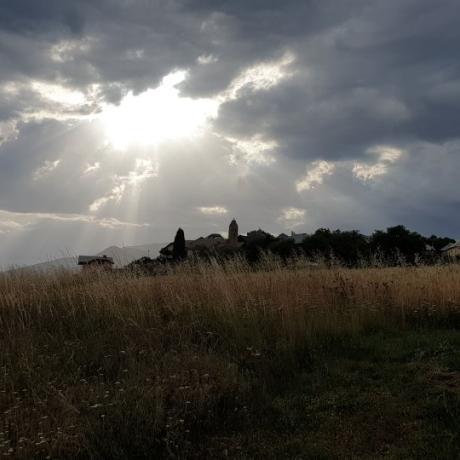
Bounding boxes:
1 258 460 458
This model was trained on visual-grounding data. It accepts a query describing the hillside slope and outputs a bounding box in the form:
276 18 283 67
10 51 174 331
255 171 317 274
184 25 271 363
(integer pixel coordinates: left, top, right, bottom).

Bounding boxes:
11 243 166 272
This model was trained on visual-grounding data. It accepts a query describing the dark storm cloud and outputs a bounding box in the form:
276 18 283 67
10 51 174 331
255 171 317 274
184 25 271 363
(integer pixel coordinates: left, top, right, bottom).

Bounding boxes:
0 0 85 35
0 0 203 106
208 0 460 162
179 0 368 96
2 0 460 265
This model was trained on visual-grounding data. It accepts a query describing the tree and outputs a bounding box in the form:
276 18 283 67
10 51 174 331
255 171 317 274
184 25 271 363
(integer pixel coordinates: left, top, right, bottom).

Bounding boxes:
173 228 187 260
302 228 332 258
268 238 299 260
329 230 370 266
243 229 275 263
228 219 239 245
370 225 426 264
425 234 455 252
301 228 370 266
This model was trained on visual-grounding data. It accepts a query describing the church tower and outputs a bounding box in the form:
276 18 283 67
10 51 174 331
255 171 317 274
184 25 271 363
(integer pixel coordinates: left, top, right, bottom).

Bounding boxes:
228 218 238 244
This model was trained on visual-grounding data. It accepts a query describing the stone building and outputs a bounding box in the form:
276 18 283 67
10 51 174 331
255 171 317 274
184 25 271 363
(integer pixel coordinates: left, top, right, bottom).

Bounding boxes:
441 241 460 259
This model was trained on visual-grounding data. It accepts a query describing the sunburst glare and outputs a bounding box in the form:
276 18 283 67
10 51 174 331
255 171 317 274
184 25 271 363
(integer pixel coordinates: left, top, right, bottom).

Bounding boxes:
99 71 218 150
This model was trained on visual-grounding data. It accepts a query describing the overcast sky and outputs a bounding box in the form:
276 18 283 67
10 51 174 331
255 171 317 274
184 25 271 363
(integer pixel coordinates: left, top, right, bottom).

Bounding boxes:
1 0 460 266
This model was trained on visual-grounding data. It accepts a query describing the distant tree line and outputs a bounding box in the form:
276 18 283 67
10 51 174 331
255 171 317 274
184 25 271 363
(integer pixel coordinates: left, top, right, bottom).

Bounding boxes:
129 225 455 273
243 225 454 266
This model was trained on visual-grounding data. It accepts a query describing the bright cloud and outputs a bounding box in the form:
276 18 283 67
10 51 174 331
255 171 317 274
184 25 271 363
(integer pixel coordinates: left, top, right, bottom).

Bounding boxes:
89 158 159 212
0 209 147 233
278 207 306 227
223 51 296 101
296 160 336 192
49 38 93 63
0 120 19 146
83 162 101 174
0 220 23 234
1 80 95 124
198 206 229 215
197 54 218 65
353 146 404 181
33 160 61 180
228 135 277 165
32 81 87 107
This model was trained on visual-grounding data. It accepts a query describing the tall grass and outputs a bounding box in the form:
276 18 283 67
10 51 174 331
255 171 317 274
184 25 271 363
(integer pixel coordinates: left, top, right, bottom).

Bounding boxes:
1 259 460 458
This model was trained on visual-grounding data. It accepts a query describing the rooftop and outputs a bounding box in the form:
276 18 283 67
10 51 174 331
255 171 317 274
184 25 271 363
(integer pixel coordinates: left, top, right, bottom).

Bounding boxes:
77 255 114 265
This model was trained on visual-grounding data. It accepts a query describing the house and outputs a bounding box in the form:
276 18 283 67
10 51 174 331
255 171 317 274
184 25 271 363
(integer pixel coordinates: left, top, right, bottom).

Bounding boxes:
78 255 114 270
290 231 308 245
188 234 226 252
160 220 244 260
160 233 241 259
441 241 460 259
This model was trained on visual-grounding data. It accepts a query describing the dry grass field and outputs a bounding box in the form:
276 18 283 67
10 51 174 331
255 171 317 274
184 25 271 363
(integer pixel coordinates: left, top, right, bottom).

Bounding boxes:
1 259 460 458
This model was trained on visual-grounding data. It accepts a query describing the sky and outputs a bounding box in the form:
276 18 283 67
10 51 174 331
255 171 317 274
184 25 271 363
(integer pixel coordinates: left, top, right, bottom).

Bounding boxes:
1 0 460 266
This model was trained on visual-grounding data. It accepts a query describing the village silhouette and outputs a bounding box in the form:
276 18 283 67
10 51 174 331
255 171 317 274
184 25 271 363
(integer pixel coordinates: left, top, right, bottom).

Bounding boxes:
77 219 459 271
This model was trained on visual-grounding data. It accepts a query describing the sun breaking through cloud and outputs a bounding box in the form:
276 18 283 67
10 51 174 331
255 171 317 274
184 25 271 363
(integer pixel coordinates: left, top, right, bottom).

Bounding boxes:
1 0 460 265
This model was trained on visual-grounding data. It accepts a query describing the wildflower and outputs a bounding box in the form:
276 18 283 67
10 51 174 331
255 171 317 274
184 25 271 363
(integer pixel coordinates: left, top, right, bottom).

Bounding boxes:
90 403 103 409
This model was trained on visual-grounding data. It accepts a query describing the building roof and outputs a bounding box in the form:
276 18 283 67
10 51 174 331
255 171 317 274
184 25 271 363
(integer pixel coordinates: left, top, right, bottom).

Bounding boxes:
78 255 114 265
441 241 460 252
205 233 225 239
290 232 308 244
159 235 229 257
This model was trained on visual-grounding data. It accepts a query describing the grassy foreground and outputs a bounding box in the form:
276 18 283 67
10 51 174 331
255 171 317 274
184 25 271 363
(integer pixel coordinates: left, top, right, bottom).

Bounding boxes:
1 259 460 458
